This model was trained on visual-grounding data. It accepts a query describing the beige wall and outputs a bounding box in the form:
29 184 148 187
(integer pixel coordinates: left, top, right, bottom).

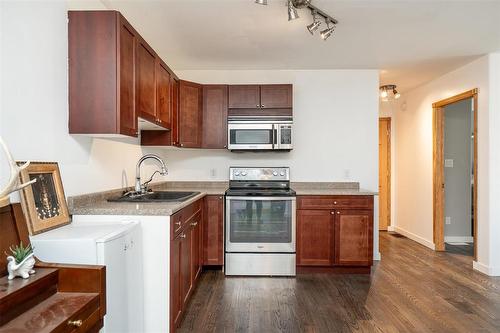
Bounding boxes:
393 55 499 274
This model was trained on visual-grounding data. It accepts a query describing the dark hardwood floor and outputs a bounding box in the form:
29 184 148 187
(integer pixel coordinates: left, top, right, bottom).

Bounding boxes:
178 232 500 333
446 242 474 256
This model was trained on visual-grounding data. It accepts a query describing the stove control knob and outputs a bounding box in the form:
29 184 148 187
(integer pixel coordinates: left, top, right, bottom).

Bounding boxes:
234 171 240 176
241 171 247 176
273 171 278 176
280 171 285 176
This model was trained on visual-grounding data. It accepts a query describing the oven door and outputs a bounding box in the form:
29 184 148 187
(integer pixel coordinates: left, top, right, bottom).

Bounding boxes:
226 196 296 253
227 123 275 150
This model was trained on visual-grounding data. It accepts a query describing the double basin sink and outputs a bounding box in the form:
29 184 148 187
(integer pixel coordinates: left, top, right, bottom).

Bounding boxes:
108 191 200 203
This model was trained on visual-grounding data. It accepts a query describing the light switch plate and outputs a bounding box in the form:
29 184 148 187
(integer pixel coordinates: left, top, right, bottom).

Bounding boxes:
445 159 454 168
445 216 451 225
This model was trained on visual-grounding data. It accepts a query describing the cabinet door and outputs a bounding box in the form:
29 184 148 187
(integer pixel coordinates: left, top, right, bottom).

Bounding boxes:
136 40 156 122
202 85 228 148
334 210 373 266
170 236 182 331
203 196 224 266
297 210 334 266
228 85 260 109
190 212 202 283
171 77 179 146
180 230 192 307
118 18 137 136
260 84 293 109
179 80 203 148
156 61 171 128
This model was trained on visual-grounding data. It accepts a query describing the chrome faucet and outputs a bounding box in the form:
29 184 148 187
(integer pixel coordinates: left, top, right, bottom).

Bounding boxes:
135 154 168 194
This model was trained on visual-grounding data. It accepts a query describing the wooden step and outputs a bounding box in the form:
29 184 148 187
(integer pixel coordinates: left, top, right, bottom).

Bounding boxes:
0 268 59 325
0 291 100 333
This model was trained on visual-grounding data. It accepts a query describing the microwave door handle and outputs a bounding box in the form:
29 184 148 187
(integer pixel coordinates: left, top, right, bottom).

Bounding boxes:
272 125 278 149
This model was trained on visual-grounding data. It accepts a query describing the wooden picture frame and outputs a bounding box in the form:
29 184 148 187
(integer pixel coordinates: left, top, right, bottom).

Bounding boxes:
17 161 70 235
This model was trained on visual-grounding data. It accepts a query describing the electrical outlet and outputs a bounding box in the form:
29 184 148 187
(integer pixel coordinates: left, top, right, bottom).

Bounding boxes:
344 169 350 179
210 168 217 179
445 216 451 225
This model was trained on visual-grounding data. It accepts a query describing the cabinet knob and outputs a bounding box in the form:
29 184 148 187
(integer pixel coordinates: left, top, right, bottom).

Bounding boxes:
333 201 337 204
224 145 227 148
191 221 198 226
337 211 340 214
175 221 181 226
180 233 186 239
180 143 184 147
219 196 223 199
68 320 83 327
256 104 260 107
261 104 265 108
331 211 334 215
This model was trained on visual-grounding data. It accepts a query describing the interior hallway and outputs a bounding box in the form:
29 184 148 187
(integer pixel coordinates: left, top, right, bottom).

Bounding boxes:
178 232 500 333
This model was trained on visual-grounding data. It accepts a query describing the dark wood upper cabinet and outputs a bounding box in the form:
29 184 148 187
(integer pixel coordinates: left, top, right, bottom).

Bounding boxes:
136 40 156 123
334 209 373 266
69 11 138 137
228 85 260 109
156 61 172 128
170 77 180 146
202 85 228 149
297 209 334 266
203 195 224 266
227 84 293 117
260 84 293 108
179 80 203 148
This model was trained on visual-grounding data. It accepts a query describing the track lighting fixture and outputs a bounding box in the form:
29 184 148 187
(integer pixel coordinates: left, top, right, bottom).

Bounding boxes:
255 0 338 41
287 0 299 21
320 20 335 40
380 85 401 101
306 11 321 35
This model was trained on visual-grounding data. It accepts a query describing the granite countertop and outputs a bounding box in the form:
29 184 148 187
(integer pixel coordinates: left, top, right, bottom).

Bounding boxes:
291 182 377 196
68 181 376 217
68 181 227 217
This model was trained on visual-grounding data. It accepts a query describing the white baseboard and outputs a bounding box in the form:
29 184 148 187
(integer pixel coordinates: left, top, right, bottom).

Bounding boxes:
473 261 500 276
444 236 473 243
373 252 381 261
387 225 395 232
394 226 435 250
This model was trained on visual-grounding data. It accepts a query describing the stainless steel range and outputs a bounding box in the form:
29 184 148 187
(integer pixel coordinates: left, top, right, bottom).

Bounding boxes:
225 167 296 276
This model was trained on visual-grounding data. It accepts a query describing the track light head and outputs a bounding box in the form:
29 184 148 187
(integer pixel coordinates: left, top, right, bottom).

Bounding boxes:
394 89 401 99
255 0 267 5
320 21 335 40
288 0 299 21
380 90 388 98
307 11 321 34
379 85 400 101
291 0 311 9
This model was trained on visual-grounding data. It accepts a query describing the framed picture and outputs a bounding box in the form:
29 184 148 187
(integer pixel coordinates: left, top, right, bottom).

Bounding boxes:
17 161 70 235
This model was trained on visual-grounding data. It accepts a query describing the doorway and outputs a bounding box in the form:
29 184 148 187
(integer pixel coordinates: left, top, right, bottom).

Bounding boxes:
432 89 477 259
379 117 391 231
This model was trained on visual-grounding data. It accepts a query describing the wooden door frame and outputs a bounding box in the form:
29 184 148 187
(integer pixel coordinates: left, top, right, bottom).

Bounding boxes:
379 117 391 230
432 88 478 259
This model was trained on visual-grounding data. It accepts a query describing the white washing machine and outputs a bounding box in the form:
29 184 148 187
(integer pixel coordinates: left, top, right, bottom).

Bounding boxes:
30 221 143 333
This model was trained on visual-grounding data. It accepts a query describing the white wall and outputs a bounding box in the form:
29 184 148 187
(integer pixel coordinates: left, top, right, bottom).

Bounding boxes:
393 55 500 275
148 70 380 192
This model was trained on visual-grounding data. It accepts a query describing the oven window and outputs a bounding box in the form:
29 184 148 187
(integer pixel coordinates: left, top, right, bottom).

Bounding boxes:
230 129 273 145
228 199 292 243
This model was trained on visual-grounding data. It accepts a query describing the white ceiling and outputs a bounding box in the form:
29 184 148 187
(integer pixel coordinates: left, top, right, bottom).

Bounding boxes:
102 0 500 92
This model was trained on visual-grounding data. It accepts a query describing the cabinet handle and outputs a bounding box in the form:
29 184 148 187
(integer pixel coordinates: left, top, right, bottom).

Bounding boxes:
68 320 83 327
180 233 186 239
191 221 198 226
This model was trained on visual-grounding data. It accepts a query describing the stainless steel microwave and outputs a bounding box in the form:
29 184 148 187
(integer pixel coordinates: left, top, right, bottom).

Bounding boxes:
227 120 292 151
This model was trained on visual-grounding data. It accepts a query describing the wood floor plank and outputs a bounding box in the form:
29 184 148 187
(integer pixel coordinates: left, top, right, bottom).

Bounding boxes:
178 232 500 333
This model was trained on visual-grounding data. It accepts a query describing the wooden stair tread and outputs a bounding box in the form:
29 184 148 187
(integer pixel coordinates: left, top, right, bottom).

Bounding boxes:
0 268 58 299
0 292 99 333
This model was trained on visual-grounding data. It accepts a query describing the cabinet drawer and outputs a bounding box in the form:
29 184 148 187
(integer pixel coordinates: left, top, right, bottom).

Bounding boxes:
297 196 373 210
171 200 202 238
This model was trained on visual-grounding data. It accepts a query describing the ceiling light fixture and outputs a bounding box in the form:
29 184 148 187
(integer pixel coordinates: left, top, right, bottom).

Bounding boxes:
306 11 321 35
320 20 335 40
255 0 338 41
287 0 300 21
380 85 401 101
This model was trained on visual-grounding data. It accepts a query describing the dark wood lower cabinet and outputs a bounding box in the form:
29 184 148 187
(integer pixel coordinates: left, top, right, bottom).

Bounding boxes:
297 196 374 271
190 212 202 282
297 210 334 266
203 196 224 266
170 236 182 332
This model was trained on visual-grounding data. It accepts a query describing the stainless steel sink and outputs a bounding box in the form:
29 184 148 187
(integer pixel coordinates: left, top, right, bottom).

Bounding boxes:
108 191 200 203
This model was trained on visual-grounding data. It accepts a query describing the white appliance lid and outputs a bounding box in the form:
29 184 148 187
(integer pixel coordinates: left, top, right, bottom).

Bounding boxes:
30 222 139 243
